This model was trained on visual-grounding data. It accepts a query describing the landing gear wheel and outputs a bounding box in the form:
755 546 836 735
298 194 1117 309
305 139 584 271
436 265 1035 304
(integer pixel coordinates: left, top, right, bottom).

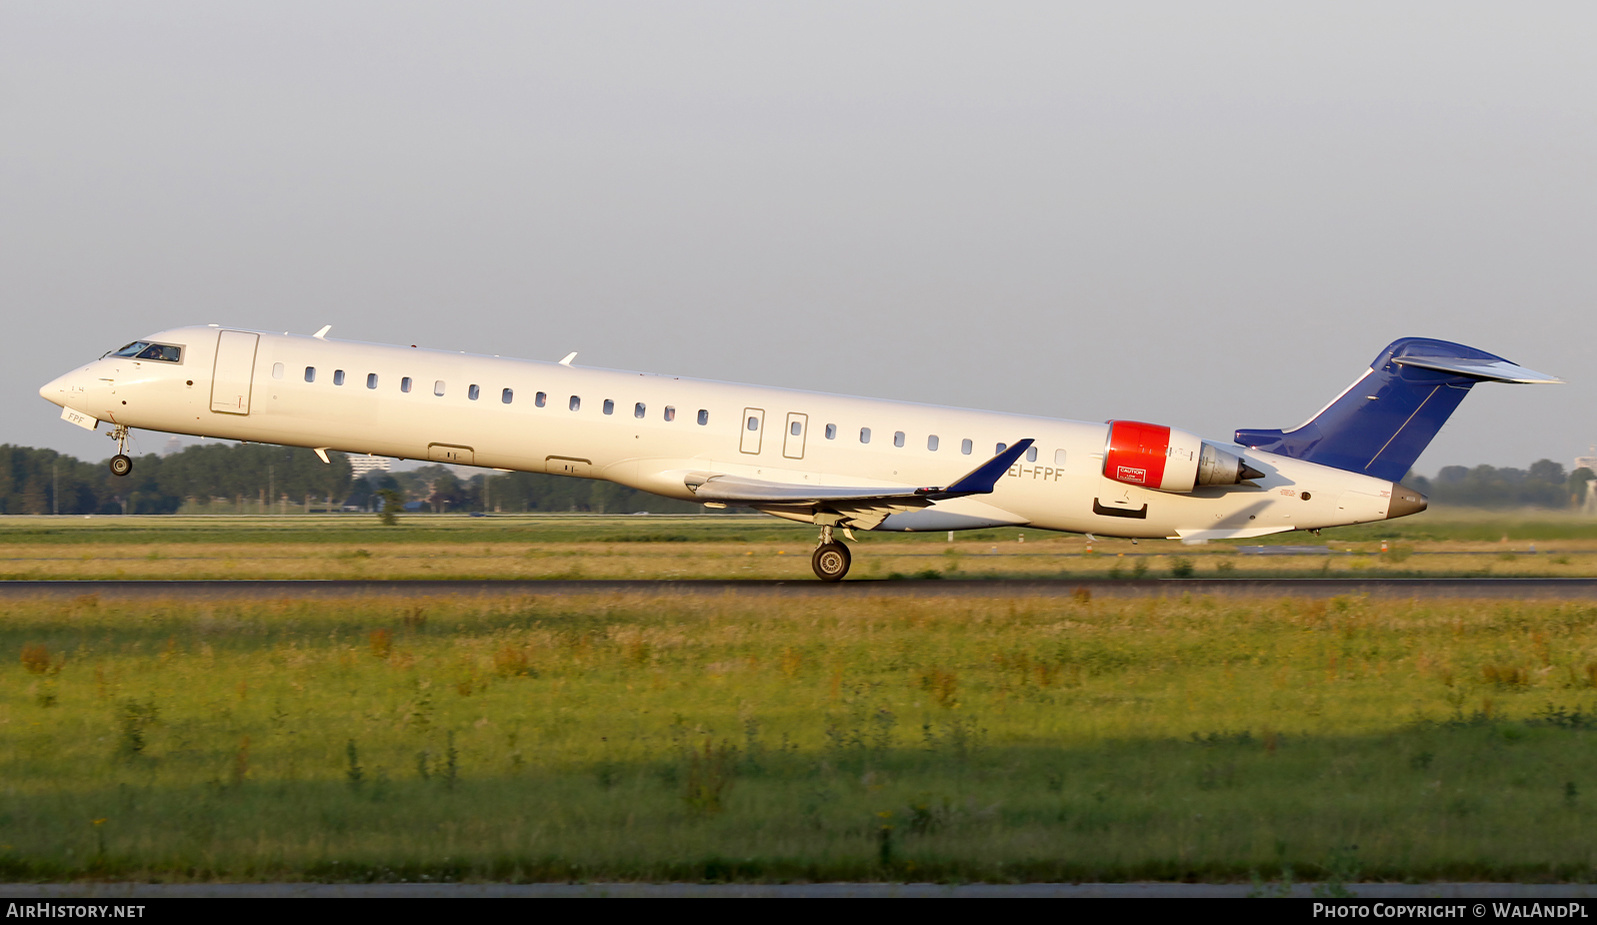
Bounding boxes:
812 542 851 582
109 454 133 477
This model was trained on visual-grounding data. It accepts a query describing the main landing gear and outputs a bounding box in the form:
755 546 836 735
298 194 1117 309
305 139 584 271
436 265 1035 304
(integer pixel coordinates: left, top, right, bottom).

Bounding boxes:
812 524 851 582
108 425 133 477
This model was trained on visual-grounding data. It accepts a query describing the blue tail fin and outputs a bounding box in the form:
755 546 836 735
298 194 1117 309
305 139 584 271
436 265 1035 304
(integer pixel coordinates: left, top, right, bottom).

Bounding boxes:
1234 338 1559 482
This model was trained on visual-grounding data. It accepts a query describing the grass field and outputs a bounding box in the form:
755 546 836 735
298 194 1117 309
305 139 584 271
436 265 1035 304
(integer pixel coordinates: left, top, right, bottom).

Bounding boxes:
3 587 1597 883
4 509 1597 581
4 511 1597 883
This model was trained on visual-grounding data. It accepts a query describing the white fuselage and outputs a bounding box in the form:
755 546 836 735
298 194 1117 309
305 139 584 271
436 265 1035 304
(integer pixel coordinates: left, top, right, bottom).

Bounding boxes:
40 325 1411 539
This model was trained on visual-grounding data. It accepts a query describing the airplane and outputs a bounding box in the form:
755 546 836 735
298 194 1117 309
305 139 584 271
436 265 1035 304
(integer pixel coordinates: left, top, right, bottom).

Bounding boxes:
39 326 1559 580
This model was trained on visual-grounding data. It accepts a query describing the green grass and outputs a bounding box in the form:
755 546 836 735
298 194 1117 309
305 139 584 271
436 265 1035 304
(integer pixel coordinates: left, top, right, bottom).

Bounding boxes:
3 590 1596 882
5 511 1597 580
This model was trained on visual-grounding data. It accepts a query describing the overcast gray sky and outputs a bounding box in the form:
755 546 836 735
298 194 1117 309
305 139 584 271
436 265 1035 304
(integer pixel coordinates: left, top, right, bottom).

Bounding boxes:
5 2 1593 475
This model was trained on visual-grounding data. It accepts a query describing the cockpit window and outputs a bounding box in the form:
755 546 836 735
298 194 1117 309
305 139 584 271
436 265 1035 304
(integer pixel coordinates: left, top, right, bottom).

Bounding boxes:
113 342 181 362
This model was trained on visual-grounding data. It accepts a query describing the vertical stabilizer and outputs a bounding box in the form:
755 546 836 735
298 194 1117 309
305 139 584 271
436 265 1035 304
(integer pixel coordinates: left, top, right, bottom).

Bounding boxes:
1234 338 1559 482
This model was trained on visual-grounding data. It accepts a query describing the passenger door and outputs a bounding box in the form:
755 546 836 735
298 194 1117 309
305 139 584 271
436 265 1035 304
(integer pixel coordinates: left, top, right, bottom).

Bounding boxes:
210 330 259 415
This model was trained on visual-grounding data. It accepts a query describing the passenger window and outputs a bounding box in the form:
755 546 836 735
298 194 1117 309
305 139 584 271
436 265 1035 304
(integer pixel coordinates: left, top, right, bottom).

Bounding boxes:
502 388 514 404
468 384 480 401
272 363 284 380
962 438 973 456
1026 446 1038 462
791 421 802 436
635 402 646 419
1054 449 1067 465
603 399 615 415
367 373 378 389
536 391 547 407
746 416 759 431
825 424 836 440
860 427 871 444
697 409 708 425
434 380 446 397
928 435 939 451
401 377 412 393
664 406 676 422
304 366 316 383
996 443 1007 454
333 370 345 386
569 395 580 411
893 431 905 448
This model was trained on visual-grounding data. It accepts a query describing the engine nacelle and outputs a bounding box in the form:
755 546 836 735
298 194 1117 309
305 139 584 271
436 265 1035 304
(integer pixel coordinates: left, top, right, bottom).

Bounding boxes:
1103 420 1260 493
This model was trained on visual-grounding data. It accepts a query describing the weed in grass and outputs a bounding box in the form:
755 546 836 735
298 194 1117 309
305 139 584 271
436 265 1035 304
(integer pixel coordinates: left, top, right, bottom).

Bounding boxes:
1072 586 1092 604
1313 845 1360 898
1247 867 1294 898
232 736 250 786
1132 559 1149 579
1482 662 1530 688
1109 560 1124 580
345 739 363 790
1566 781 1579 806
21 643 61 675
1215 559 1236 575
683 739 737 814
1382 545 1414 564
416 750 431 781
369 629 393 659
115 699 158 759
920 669 959 709
1409 750 1435 770
444 731 458 790
1169 557 1195 578
401 607 426 631
876 811 895 867
493 643 532 677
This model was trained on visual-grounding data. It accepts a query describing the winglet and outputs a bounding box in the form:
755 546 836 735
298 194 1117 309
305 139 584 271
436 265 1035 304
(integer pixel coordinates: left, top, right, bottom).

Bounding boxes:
929 439 1034 497
313 325 332 340
559 352 577 367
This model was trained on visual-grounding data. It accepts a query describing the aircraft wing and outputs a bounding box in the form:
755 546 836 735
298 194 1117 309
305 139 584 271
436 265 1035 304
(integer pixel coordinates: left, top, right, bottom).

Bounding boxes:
686 439 1034 506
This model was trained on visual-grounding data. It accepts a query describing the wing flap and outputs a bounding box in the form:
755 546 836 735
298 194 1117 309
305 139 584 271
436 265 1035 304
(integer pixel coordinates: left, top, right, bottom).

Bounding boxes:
686 439 1035 506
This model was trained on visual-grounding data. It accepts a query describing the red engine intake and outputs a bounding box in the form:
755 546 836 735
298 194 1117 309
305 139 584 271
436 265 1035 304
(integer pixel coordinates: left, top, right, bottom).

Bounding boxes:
1103 420 1262 493
1103 420 1174 489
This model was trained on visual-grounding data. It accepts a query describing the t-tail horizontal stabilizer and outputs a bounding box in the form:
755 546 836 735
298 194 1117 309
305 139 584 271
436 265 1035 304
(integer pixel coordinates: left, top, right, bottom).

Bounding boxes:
1234 338 1560 482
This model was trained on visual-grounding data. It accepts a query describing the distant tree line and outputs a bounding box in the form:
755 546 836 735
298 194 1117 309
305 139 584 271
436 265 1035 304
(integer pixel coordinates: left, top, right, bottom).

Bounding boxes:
1405 459 1593 510
0 444 703 515
3 443 1590 515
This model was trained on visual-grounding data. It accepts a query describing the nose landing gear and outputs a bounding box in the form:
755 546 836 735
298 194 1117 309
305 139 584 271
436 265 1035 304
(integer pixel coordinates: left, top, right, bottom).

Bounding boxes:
812 523 851 582
107 425 133 477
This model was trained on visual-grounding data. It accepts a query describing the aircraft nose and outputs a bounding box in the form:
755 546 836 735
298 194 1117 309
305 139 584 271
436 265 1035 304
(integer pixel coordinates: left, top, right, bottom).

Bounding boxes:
39 371 75 407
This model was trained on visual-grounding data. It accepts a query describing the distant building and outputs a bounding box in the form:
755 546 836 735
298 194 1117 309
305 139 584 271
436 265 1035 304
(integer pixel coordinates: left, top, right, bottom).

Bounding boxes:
1578 451 1597 514
348 455 394 479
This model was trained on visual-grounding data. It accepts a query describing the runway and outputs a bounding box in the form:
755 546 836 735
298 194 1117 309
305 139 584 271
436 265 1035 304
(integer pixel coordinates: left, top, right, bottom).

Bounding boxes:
3 577 1597 599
